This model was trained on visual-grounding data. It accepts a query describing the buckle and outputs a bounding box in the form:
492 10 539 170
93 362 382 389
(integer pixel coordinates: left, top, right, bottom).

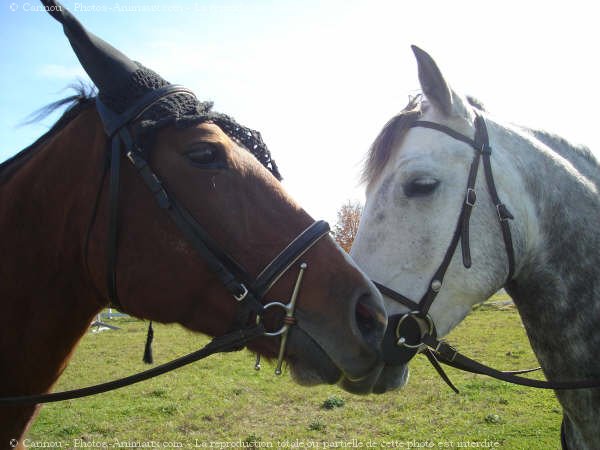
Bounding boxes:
126 150 146 169
465 188 477 207
434 341 458 362
496 203 514 222
234 284 249 302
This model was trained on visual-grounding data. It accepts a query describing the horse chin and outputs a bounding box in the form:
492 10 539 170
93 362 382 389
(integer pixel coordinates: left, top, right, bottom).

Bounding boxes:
286 328 406 395
286 327 382 391
286 327 342 386
289 360 409 395
371 364 410 394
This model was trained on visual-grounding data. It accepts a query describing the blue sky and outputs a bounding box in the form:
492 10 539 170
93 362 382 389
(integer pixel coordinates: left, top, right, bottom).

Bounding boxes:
2 0 599 222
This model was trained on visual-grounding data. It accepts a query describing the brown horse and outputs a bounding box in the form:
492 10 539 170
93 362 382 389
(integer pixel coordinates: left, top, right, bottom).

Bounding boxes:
0 1 387 444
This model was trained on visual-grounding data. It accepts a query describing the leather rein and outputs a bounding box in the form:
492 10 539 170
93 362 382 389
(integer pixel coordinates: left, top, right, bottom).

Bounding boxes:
0 85 330 406
378 113 600 393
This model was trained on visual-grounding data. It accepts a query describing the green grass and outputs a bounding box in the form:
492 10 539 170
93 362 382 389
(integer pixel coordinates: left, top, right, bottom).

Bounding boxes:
27 294 562 449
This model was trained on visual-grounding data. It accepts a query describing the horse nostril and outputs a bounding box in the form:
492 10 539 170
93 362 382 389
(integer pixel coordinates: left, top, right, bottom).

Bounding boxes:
355 295 385 348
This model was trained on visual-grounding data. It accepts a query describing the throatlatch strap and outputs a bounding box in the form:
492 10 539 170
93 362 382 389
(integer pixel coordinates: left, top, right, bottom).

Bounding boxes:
481 152 515 282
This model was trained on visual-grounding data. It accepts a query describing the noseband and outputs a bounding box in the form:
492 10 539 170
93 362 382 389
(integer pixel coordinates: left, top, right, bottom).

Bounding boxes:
96 85 331 373
379 113 515 372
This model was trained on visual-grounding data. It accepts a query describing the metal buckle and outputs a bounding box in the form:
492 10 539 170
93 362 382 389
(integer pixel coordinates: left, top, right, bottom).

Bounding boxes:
233 284 249 302
434 341 458 362
126 150 145 169
496 204 511 222
465 188 477 207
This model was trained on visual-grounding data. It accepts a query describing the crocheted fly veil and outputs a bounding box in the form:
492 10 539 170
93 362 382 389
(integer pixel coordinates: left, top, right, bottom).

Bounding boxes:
40 0 281 180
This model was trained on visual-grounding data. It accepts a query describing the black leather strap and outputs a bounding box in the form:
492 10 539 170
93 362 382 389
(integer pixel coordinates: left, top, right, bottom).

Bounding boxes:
252 220 330 299
96 85 196 136
106 130 123 308
412 120 478 148
460 153 481 268
481 151 515 282
373 281 419 311
423 348 459 393
561 419 570 450
422 334 600 390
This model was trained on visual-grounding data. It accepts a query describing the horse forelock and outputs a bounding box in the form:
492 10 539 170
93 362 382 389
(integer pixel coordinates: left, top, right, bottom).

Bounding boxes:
466 95 486 112
361 96 423 187
361 94 487 188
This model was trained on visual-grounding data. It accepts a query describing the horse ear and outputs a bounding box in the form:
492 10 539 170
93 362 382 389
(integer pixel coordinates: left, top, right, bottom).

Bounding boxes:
411 45 467 118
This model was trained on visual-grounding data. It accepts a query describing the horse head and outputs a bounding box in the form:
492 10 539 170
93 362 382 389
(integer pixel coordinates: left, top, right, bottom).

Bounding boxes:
352 46 531 392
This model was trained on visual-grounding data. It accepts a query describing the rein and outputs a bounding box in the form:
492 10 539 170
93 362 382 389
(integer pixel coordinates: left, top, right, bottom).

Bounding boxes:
0 326 264 406
378 113 600 393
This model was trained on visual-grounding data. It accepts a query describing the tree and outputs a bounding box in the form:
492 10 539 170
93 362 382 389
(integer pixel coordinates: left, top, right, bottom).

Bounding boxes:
332 200 363 252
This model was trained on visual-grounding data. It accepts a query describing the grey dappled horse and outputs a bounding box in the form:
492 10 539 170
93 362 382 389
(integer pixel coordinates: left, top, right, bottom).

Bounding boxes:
352 47 600 449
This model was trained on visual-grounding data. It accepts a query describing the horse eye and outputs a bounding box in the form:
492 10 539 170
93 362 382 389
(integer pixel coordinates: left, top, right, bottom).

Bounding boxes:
403 177 440 197
186 144 226 169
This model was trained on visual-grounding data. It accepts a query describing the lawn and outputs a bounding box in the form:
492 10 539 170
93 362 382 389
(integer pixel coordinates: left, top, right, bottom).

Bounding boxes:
26 294 562 449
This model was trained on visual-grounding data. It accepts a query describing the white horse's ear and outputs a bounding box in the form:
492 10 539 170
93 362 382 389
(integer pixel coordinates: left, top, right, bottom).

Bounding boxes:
411 45 469 118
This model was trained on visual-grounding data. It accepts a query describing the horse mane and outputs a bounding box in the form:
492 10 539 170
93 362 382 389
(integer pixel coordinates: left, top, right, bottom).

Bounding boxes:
361 95 423 186
0 83 97 184
466 95 486 111
526 128 600 172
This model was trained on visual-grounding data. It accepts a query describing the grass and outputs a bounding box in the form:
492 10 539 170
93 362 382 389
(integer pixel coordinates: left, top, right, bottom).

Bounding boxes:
27 294 562 449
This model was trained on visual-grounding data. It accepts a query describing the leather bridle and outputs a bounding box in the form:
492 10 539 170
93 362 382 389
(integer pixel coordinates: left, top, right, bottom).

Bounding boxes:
97 85 329 320
378 113 515 372
377 113 600 393
99 84 335 368
0 85 331 406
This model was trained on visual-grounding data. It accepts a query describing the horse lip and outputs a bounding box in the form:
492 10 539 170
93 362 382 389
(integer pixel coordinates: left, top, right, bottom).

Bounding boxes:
287 324 384 388
344 373 370 383
338 363 385 394
293 308 383 378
